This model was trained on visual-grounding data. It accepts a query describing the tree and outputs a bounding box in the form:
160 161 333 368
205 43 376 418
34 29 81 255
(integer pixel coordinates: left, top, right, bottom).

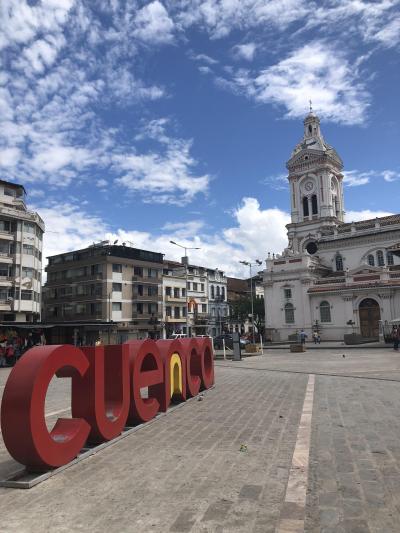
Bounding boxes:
229 296 265 337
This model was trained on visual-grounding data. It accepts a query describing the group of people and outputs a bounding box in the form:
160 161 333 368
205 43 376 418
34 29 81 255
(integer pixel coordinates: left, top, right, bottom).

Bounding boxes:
0 329 46 367
298 329 321 344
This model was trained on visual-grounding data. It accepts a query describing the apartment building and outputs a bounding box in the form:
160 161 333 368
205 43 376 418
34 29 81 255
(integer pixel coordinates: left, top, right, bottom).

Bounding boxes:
43 243 163 344
162 260 187 337
207 268 229 337
0 179 44 323
162 259 228 338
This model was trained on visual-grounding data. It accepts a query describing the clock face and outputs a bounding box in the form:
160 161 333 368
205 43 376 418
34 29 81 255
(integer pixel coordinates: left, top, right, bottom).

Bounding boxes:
304 181 314 192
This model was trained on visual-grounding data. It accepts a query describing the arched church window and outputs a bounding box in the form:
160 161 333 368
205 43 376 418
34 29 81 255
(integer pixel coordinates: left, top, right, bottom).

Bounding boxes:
319 301 331 323
308 124 312 134
284 303 295 324
311 194 318 215
367 254 375 266
335 254 344 271
377 250 384 266
387 252 394 266
302 197 309 217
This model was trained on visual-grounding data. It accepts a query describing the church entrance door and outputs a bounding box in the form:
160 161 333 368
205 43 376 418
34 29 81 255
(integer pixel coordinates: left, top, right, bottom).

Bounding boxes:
359 298 380 339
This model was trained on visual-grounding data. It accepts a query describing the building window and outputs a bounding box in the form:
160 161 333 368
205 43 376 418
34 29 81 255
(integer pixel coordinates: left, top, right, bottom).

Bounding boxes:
216 286 220 297
311 194 318 215
22 244 35 255
174 287 180 298
112 302 122 311
22 267 34 278
201 283 204 292
148 285 158 296
284 288 292 299
174 306 180 318
182 288 186 297
134 266 143 276
221 286 225 299
202 304 207 313
368 254 375 266
377 250 384 266
211 285 215 299
193 282 198 291
187 282 191 290
23 222 35 234
320 301 331 323
112 283 122 292
303 197 309 217
335 254 344 271
21 290 33 300
112 264 122 273
166 306 172 317
387 252 394 266
166 286 171 296
284 303 295 324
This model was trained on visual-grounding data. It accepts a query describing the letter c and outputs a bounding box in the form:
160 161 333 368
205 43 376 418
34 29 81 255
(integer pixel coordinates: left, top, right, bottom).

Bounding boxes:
0 345 90 470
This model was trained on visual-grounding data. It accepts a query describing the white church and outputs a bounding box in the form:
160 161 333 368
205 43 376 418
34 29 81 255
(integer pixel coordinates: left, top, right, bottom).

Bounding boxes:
263 110 400 342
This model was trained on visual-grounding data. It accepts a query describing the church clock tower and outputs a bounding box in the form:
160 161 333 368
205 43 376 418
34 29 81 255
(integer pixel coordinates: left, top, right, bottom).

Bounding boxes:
286 110 344 255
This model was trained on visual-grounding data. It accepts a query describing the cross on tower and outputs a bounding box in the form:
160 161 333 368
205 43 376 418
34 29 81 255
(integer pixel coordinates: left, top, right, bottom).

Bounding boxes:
309 99 313 112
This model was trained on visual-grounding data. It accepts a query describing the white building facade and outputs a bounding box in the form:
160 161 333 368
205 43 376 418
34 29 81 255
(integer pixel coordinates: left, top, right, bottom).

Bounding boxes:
264 112 400 342
0 180 44 323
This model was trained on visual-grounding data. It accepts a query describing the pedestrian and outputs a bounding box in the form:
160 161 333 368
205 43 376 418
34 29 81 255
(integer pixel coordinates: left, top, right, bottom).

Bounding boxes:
313 331 319 344
300 329 308 345
393 326 399 351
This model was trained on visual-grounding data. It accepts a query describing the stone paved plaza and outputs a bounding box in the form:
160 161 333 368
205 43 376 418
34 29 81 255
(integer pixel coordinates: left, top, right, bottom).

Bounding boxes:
1 347 400 532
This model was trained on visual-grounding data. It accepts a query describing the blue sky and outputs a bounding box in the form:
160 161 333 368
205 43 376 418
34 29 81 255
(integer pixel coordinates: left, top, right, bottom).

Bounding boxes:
1 1 400 276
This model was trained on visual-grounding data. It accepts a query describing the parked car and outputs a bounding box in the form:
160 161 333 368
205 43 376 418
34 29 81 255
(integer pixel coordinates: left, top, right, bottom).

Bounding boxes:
213 334 248 350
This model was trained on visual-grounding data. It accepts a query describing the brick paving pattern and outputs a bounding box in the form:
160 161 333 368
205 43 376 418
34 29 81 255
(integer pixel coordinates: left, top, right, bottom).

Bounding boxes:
2 348 400 531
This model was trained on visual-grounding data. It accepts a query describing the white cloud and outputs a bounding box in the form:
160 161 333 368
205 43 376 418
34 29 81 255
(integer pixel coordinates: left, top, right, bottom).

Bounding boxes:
232 42 257 61
114 137 210 205
37 197 289 277
0 147 20 167
343 170 371 187
133 1 175 44
190 53 218 65
96 178 108 188
229 41 370 125
33 202 109 262
0 0 74 50
345 210 394 222
174 0 309 38
343 169 400 186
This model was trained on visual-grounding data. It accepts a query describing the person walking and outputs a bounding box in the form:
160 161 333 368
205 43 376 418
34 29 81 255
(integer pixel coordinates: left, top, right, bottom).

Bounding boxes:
393 326 399 351
300 329 308 345
313 331 319 344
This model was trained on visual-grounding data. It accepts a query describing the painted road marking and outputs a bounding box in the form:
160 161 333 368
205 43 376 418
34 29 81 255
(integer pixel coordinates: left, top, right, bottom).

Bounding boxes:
277 374 315 533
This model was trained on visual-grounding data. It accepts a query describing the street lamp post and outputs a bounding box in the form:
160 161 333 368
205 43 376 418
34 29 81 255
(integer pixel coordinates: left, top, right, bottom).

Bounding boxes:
239 259 262 344
170 240 200 337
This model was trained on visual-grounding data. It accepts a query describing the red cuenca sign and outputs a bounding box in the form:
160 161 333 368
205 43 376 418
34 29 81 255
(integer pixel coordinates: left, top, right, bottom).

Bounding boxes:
1 338 214 471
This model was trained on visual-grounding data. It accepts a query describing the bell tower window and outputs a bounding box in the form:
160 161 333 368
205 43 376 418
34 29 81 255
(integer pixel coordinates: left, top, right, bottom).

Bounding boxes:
303 197 309 217
311 194 318 215
335 254 344 271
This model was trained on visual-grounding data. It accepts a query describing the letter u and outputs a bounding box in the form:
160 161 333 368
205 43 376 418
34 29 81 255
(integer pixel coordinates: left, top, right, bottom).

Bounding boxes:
71 345 130 443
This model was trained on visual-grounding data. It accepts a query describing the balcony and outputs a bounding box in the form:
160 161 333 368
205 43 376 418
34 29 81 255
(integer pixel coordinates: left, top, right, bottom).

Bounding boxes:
165 295 186 303
133 294 161 303
132 276 160 284
131 312 163 320
165 316 186 323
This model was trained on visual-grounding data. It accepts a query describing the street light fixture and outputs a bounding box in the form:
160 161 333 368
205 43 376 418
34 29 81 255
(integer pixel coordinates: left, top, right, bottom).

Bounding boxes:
170 240 201 337
239 259 262 344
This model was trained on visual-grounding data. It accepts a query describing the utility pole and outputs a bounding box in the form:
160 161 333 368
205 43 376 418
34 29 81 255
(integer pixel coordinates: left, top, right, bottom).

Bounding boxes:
239 259 262 344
